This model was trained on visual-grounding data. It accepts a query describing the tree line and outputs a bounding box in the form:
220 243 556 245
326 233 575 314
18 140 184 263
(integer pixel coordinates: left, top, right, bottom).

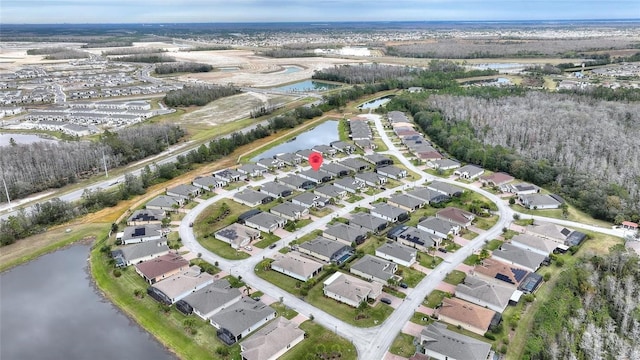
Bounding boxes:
163 84 240 107
27 47 89 59
155 62 213 74
387 91 640 223
259 49 315 58
523 246 640 359
102 47 167 56
111 54 176 63
0 124 184 203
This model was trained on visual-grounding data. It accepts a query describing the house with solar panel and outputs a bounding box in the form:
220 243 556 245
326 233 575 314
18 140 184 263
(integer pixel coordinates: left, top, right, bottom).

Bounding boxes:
127 209 166 226
119 224 165 245
472 258 529 288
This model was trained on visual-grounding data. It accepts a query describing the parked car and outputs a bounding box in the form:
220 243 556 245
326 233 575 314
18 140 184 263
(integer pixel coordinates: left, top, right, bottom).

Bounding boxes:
380 297 392 305
268 243 277 249
438 247 448 253
399 282 408 289
244 246 253 251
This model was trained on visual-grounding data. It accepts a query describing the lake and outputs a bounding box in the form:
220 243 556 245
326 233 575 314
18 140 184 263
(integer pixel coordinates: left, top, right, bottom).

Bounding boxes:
281 65 302 74
0 133 59 146
359 95 393 110
0 244 176 360
270 80 341 93
251 120 339 161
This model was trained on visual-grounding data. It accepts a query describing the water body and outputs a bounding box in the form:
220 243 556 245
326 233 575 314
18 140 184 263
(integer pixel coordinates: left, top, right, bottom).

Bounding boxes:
251 120 339 161
0 244 176 360
0 133 59 146
359 95 393 110
270 80 341 93
281 65 302 74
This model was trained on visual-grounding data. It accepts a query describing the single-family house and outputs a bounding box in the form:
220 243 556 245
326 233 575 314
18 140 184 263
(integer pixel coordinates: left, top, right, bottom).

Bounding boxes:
417 217 460 238
256 157 283 170
260 182 293 198
323 223 369 246
375 242 417 267
364 154 393 167
135 254 189 284
295 149 315 162
151 266 216 303
339 158 370 172
419 322 492 360
491 243 547 272
270 202 309 221
349 213 388 233
275 152 301 166
146 195 183 212
455 275 515 313
330 140 353 153
240 317 305 360
355 172 386 187
387 193 425 212
502 183 539 195
334 177 365 193
524 221 573 244
480 172 514 187
312 144 338 157
178 279 242 319
319 162 351 178
127 209 166 226
472 258 529 288
519 193 563 210
370 203 409 223
210 298 277 345
192 176 227 191
416 151 444 162
234 189 274 207
376 165 407 180
214 169 244 183
271 252 324 282
354 139 376 151
565 231 587 247
406 188 450 204
454 164 485 180
428 159 460 170
622 221 639 231
119 224 164 245
166 184 201 200
278 175 316 190
292 192 330 208
518 273 544 294
350 254 399 284
298 236 353 263
436 207 475 228
215 223 261 249
427 181 463 197
298 169 333 184
389 225 442 251
237 164 267 178
314 184 347 199
245 212 287 233
323 272 383 308
437 297 500 336
111 240 170 267
510 234 558 256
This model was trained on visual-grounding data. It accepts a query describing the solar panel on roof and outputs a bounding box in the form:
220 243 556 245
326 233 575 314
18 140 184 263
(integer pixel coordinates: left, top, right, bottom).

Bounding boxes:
511 268 528 282
495 273 515 284
133 228 146 236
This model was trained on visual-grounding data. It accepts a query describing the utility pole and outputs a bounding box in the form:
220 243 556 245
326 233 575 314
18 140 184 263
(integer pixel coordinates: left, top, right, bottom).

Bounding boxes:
102 151 109 178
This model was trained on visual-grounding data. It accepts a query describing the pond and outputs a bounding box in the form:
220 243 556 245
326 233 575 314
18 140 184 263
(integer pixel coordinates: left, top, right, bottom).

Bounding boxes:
0 133 59 146
0 244 176 360
358 95 394 110
281 65 302 74
269 80 341 93
251 120 339 161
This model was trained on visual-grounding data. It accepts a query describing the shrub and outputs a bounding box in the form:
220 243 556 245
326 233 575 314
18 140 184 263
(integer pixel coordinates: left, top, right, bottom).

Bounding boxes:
113 269 122 277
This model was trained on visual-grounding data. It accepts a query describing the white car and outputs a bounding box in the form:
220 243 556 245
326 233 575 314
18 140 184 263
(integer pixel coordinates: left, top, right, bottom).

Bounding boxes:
244 246 253 251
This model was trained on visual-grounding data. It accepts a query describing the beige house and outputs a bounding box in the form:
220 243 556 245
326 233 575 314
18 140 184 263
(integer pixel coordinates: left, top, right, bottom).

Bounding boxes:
240 317 305 360
270 252 324 282
322 272 382 308
436 297 498 335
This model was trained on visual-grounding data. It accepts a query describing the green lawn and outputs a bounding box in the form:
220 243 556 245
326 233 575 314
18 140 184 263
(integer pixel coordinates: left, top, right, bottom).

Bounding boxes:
194 200 251 259
406 206 439 227
310 207 333 217
417 253 444 269
270 302 299 320
345 195 364 203
383 286 407 299
279 321 357 360
253 232 281 249
398 265 425 288
410 311 435 326
90 241 241 360
462 230 479 240
306 280 394 327
357 235 387 256
389 333 416 358
502 229 519 240
484 239 503 251
424 289 450 308
199 236 250 260
444 241 461 252
463 254 481 266
443 270 466 285
255 259 307 296
474 215 499 230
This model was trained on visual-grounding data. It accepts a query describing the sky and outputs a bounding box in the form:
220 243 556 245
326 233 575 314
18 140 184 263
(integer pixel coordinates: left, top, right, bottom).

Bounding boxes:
2 0 639 24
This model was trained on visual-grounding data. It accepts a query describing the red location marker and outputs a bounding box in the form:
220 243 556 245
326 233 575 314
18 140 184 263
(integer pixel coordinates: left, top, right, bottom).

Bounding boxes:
309 152 323 171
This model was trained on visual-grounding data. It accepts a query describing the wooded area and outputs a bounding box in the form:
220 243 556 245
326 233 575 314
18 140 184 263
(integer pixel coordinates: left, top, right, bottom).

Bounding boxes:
27 47 89 59
102 47 167 56
111 54 176 63
0 124 184 203
387 91 640 222
154 62 213 74
163 85 240 107
523 246 640 359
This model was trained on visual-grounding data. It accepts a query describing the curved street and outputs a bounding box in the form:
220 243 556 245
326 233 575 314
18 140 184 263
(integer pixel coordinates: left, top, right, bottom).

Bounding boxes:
179 113 626 359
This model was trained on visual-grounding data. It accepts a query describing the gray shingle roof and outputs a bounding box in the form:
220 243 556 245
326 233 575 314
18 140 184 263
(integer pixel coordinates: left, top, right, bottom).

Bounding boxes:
114 239 169 264
350 254 396 282
209 298 275 336
182 280 242 316
349 212 388 231
376 242 417 263
299 237 350 258
323 223 368 243
420 322 492 360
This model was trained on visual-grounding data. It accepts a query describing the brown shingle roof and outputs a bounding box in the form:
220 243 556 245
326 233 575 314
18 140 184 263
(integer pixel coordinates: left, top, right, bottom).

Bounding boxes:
438 297 496 332
473 258 529 286
135 253 188 280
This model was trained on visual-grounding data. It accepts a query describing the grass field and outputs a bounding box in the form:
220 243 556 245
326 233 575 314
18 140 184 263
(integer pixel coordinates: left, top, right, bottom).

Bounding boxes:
410 311 435 326
279 321 357 360
389 333 416 357
443 270 466 285
193 200 251 259
511 203 612 228
424 290 449 308
418 253 443 269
